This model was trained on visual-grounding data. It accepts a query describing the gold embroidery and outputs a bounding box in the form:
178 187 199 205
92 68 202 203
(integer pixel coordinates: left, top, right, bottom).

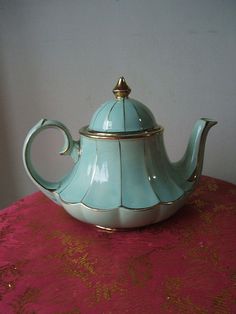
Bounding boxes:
11 287 40 313
51 230 90 254
127 251 153 286
188 245 219 267
45 229 127 305
212 204 235 214
198 203 235 225
192 177 218 196
54 307 81 314
189 198 207 209
28 220 46 234
212 289 234 314
64 253 96 280
91 281 125 304
165 221 195 245
0 261 24 299
200 211 214 224
207 181 218 192
47 231 97 282
189 188 204 198
163 277 208 313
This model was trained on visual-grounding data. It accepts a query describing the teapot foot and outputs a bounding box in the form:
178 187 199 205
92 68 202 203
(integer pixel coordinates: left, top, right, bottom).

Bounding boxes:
95 225 117 232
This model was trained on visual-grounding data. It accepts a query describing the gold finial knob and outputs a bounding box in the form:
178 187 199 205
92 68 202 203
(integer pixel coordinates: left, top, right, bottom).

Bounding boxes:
113 77 131 99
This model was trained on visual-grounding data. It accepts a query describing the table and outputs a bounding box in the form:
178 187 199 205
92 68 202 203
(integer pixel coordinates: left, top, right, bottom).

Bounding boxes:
1 176 236 313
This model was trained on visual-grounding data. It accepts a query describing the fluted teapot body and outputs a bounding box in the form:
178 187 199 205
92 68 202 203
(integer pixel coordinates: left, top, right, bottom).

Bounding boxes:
23 77 217 228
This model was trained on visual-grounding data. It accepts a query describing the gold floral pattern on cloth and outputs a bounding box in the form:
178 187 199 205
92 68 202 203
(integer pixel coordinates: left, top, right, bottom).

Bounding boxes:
0 262 23 300
0 176 236 313
163 277 208 313
11 287 41 313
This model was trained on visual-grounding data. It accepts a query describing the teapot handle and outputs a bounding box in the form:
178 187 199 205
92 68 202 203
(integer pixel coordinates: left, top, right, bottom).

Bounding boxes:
23 119 79 192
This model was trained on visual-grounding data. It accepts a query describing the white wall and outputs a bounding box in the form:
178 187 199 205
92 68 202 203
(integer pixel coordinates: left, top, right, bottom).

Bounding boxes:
0 0 236 208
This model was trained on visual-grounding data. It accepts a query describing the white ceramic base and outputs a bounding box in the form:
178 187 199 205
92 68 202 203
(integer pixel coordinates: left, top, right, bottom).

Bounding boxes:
59 194 188 229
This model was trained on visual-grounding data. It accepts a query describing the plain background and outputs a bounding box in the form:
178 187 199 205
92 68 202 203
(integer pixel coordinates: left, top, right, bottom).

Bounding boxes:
0 0 236 208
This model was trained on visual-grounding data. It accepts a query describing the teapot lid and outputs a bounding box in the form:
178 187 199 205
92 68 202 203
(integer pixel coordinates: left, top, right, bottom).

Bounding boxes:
88 77 158 133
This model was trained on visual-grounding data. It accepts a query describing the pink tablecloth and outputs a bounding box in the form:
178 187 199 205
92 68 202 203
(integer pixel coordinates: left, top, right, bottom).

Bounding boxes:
1 176 236 313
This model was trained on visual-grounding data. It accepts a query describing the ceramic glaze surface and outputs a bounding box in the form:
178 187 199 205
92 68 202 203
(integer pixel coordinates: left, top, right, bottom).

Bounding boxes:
23 77 217 228
57 134 185 209
89 98 158 132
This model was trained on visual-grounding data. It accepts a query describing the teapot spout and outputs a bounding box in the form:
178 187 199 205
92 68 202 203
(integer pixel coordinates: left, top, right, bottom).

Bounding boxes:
174 118 217 186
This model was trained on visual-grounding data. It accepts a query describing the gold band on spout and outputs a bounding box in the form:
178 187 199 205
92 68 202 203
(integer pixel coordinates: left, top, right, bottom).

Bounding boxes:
79 126 163 140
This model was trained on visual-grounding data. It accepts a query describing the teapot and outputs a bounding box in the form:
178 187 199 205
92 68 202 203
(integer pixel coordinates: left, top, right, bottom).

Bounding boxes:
23 77 217 229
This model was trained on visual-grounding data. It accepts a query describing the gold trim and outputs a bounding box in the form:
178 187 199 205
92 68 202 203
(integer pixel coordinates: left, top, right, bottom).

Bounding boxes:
113 77 131 99
79 126 163 140
187 119 217 183
57 189 189 210
95 225 143 232
95 225 117 232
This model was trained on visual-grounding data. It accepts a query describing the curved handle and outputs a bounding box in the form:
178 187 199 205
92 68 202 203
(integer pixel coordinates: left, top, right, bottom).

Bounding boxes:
23 119 79 192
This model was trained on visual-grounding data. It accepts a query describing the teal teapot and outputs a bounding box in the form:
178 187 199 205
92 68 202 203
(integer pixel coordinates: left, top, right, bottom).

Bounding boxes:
23 77 217 229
